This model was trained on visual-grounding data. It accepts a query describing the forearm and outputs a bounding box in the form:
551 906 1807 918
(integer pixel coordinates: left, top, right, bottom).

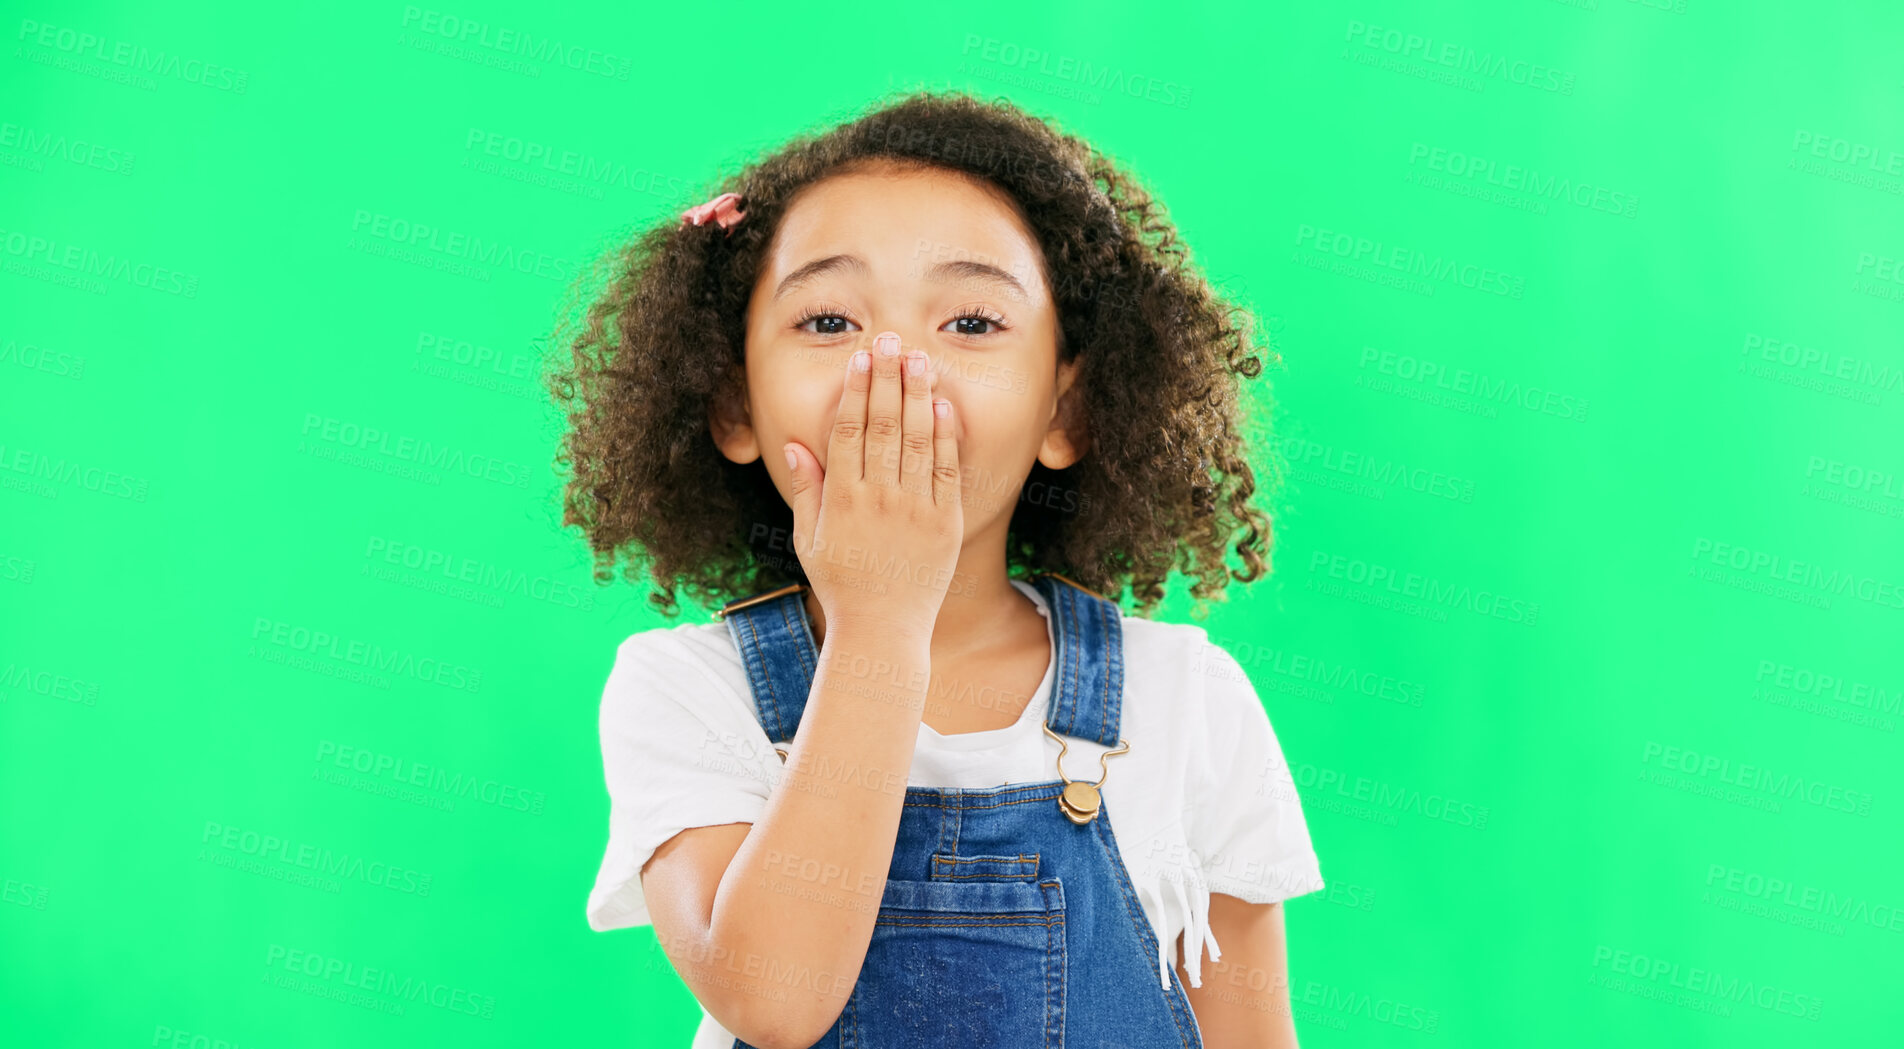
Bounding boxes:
703 619 931 1045
1181 896 1302 1048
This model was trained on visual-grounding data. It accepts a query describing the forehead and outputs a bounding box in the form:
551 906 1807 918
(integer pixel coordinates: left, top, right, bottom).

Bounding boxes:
762 163 1048 300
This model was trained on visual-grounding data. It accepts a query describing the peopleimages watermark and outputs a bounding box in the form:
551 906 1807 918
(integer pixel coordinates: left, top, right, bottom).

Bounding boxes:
1689 537 1904 611
1588 945 1822 1020
249 617 483 692
1755 660 1901 720
314 740 546 815
1792 131 1904 176
0 225 199 297
1289 761 1491 829
15 19 251 92
1 662 99 705
1739 332 1902 405
1639 741 1875 816
3 878 49 910
347 210 573 283
264 943 496 1018
0 442 150 500
1342 20 1577 95
150 1023 257 1049
201 821 433 895
397 6 631 80
1307 550 1540 625
1407 142 1637 218
1193 638 1426 708
958 35 1192 108
1705 863 1904 935
1357 346 1591 422
1294 223 1525 298
1 335 88 380
0 119 137 176
1288 979 1440 1032
1277 435 1476 502
1788 130 1904 197
362 536 593 611
300 412 536 489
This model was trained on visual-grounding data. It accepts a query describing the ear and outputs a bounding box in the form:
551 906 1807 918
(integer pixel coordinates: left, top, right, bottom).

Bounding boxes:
1036 354 1089 470
707 363 761 465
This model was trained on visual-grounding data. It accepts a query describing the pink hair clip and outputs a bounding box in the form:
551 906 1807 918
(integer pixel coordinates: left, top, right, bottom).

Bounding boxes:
680 191 747 235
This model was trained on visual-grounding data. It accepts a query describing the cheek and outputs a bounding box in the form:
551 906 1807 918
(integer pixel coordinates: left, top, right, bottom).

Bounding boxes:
753 356 843 427
939 371 1050 500
748 355 858 470
944 359 1043 436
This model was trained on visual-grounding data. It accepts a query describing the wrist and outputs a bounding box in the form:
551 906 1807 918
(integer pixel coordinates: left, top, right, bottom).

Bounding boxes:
822 616 934 652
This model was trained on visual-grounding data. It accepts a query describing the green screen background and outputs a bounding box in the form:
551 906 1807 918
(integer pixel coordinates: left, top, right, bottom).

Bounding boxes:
4 1 1900 1045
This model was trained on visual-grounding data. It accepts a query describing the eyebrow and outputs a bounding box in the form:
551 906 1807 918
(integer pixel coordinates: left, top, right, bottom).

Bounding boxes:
771 252 1032 303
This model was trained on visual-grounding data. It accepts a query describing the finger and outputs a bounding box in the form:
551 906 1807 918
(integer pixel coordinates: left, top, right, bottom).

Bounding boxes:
828 347 872 484
863 331 904 490
782 441 818 558
931 395 960 509
899 348 935 499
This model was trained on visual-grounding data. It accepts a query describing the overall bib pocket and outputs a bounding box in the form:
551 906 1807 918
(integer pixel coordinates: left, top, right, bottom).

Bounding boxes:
928 852 1041 882
848 875 1067 1047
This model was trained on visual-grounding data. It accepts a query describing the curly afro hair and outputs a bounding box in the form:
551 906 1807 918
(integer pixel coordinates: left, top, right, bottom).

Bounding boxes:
542 88 1285 620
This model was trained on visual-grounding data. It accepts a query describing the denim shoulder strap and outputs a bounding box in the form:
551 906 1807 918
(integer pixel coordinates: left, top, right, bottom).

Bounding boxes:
715 574 1124 747
1031 573 1126 747
715 583 818 745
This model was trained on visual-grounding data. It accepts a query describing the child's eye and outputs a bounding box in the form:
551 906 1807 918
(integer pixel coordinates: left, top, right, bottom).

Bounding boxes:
792 307 860 337
944 307 1009 337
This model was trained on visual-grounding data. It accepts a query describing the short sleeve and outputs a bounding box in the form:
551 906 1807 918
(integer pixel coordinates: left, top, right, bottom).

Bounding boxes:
586 628 777 932
1187 640 1325 906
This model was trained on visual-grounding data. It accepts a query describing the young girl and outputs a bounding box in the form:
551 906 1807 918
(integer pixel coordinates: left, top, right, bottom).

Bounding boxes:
551 89 1324 1049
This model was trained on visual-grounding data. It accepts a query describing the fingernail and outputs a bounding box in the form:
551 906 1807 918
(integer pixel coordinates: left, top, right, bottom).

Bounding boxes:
783 446 798 470
906 352 925 376
875 332 900 357
851 351 871 372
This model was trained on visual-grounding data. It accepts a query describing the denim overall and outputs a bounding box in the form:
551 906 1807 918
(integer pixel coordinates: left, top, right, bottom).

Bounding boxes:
716 573 1205 1049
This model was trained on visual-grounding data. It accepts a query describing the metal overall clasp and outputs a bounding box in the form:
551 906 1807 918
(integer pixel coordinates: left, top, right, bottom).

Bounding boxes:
1042 723 1131 825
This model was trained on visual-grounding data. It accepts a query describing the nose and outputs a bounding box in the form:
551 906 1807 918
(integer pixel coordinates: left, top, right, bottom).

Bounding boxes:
850 329 944 393
861 329 936 381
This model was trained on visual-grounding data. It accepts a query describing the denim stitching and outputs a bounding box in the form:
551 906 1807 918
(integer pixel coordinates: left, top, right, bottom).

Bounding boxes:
1043 879 1066 1049
1093 805 1199 1048
731 606 784 742
728 575 1187 1047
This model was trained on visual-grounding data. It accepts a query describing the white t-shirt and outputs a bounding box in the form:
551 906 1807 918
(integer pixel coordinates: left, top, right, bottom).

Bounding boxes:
588 578 1324 1048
